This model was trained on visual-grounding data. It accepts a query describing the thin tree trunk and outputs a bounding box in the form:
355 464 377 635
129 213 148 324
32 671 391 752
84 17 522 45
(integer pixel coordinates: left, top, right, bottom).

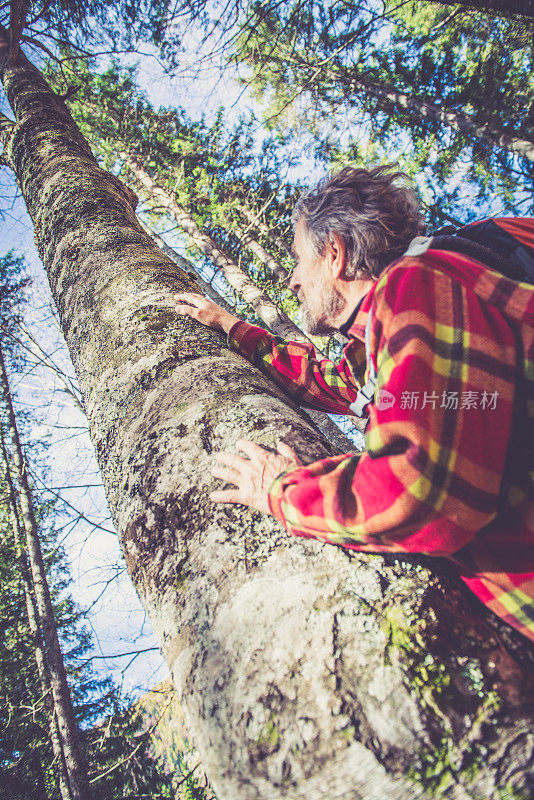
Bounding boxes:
0 426 72 800
0 345 92 800
231 221 289 280
121 151 308 342
240 206 294 260
344 71 534 163
1 45 534 800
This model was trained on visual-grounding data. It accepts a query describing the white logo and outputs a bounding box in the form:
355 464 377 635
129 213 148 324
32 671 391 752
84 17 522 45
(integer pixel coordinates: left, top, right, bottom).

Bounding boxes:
376 389 396 410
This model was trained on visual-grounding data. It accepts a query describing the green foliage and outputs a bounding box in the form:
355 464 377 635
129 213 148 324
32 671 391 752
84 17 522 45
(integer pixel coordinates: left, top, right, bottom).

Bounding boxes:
0 251 30 366
0 1 189 61
229 0 534 223
0 251 173 797
45 55 303 325
0 429 175 799
0 499 54 799
0 476 102 797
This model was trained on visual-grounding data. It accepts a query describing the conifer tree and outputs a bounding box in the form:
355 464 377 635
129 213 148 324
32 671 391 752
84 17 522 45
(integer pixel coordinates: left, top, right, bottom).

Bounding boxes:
0 250 176 799
225 1 534 221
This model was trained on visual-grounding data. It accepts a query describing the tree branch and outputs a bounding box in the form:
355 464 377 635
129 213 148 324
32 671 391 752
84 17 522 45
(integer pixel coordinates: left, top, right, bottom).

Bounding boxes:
9 0 30 59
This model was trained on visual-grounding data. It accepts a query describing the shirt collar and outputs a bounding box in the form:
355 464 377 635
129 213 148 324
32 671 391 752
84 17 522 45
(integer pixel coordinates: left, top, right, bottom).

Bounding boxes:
338 287 375 341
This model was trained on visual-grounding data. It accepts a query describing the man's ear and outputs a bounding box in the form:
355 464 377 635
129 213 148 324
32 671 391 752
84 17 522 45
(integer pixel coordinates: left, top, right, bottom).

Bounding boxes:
328 232 347 279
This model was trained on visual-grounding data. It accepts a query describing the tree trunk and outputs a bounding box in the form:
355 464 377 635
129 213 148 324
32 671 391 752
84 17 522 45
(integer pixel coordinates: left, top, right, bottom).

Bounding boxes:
230 220 289 280
125 156 363 449
428 0 534 23
240 205 294 261
0 345 92 800
139 218 235 313
344 71 534 163
1 46 533 800
0 426 73 800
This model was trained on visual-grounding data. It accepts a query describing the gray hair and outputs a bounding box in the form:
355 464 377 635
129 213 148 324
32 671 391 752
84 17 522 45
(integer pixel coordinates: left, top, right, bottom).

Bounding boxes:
292 165 426 279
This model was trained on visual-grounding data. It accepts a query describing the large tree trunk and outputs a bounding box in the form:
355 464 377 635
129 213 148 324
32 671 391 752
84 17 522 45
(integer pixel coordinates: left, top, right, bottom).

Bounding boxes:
0 426 73 800
0 346 92 800
1 45 533 800
341 71 534 163
139 219 235 312
141 220 360 453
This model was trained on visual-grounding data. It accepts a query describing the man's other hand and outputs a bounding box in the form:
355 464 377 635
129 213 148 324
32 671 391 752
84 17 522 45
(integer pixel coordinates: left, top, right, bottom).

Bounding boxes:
174 292 239 334
210 439 303 514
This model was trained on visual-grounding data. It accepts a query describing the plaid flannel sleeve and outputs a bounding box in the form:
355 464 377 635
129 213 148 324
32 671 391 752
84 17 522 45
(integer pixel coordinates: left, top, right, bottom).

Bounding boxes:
228 320 367 415
268 258 516 555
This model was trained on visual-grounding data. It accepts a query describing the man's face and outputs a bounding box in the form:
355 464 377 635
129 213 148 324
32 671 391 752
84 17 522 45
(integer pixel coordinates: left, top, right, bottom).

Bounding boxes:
290 218 344 335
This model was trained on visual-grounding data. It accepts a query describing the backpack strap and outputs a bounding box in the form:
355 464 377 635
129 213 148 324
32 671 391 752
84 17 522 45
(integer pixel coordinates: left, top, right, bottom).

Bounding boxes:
348 311 377 425
347 236 435 427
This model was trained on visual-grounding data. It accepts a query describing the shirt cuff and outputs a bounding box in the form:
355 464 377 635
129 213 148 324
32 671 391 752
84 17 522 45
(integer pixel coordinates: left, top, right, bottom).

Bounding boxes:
228 320 272 358
267 469 287 526
267 466 310 533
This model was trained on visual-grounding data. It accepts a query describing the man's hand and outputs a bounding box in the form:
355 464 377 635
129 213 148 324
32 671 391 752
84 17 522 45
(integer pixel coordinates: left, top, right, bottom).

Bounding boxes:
174 292 239 335
210 439 303 514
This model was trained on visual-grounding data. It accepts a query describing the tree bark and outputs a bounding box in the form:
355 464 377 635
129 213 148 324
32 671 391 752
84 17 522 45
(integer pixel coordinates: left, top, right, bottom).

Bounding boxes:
0 425 73 800
344 71 534 164
1 46 533 800
0 345 92 800
138 218 235 313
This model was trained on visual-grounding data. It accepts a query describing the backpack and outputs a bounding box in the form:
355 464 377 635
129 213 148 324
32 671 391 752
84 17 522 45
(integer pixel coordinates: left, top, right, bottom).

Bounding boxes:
350 217 534 424
431 217 534 285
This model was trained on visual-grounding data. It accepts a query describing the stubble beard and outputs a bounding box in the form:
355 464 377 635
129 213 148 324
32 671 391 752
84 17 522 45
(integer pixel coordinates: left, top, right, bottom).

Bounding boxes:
300 279 346 336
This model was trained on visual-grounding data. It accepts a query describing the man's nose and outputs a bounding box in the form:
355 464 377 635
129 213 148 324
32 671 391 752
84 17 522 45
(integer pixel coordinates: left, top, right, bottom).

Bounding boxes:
288 268 300 293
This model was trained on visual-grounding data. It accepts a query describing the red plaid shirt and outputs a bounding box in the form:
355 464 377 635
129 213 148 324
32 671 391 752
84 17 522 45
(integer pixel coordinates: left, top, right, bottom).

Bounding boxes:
229 248 534 642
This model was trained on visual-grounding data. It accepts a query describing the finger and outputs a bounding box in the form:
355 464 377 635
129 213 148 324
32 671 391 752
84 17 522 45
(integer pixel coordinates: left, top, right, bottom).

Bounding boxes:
174 293 204 308
211 465 241 485
209 489 243 504
174 292 203 301
236 438 269 459
277 441 301 461
175 308 200 323
213 451 250 469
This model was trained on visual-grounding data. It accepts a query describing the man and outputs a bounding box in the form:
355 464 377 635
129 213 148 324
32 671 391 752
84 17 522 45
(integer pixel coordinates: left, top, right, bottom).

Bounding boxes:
175 165 534 643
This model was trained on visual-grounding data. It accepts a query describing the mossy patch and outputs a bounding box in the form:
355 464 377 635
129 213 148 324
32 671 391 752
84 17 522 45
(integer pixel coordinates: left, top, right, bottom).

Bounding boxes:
380 604 506 798
257 712 280 751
